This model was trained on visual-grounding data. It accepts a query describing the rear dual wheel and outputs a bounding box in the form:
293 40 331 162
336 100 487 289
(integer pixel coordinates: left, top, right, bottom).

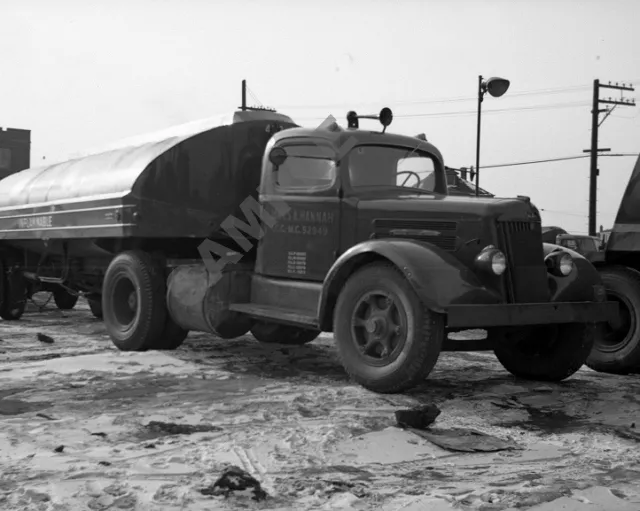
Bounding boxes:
103 250 188 351
0 261 26 321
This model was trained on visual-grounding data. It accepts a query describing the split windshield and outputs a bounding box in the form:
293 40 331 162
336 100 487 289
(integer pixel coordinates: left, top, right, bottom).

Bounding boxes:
347 145 442 193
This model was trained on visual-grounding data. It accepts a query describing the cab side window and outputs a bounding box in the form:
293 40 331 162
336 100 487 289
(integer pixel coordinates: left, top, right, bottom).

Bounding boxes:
275 144 336 192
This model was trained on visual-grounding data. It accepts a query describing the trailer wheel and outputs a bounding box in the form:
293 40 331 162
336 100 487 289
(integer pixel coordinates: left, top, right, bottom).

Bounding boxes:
102 250 166 351
493 323 594 381
587 266 640 374
88 298 103 319
53 288 79 310
250 321 320 345
333 263 444 394
0 265 27 321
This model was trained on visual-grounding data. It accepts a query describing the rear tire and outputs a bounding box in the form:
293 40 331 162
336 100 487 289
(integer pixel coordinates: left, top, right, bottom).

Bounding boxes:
250 321 320 345
587 266 640 374
53 288 79 310
156 317 189 350
89 298 103 319
493 323 594 381
102 250 166 352
333 263 443 394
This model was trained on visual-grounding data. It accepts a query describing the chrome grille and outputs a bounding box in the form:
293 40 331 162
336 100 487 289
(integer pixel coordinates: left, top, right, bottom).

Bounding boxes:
498 221 548 303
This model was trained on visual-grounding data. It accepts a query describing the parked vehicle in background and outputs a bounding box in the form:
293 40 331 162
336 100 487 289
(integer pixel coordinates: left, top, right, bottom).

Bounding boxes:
579 152 640 375
555 233 604 256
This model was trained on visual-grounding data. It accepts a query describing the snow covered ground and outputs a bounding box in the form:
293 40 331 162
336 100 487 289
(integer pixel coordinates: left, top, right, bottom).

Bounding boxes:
1 298 640 510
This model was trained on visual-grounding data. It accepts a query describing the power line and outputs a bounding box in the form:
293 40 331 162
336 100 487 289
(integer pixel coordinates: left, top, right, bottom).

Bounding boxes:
278 79 640 111
477 153 638 169
296 100 591 123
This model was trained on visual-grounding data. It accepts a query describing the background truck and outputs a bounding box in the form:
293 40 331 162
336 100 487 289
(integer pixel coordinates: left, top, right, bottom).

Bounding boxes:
582 152 640 375
0 96 617 393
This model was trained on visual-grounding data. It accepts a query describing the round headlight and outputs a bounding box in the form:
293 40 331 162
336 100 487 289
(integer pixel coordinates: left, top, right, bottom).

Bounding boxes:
475 245 507 276
559 253 573 276
491 251 507 275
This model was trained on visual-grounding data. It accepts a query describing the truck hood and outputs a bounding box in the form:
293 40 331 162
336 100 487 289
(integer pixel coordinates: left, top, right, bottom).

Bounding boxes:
356 193 539 222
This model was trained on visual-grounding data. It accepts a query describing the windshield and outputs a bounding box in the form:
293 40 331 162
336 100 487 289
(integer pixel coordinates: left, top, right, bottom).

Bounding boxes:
347 145 443 193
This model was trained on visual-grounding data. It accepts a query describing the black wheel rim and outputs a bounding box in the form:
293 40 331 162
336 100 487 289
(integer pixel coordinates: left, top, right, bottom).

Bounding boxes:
350 290 407 367
111 275 139 330
600 291 634 352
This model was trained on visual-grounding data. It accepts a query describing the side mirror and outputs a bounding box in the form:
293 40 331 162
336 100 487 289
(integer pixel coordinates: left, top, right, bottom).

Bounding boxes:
268 146 288 168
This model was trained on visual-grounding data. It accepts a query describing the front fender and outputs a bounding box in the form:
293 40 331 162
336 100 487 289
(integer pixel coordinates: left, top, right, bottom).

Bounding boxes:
318 239 502 329
543 242 603 302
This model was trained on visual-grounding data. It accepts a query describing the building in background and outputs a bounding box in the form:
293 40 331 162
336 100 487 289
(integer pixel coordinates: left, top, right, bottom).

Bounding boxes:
0 127 31 180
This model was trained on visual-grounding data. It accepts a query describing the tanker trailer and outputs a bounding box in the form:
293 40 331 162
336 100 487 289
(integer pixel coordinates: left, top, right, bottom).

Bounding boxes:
0 108 297 327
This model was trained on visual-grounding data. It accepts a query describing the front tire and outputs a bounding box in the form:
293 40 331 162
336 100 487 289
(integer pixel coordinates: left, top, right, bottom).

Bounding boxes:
53 288 79 310
333 263 444 394
251 321 320 345
102 250 166 351
587 266 640 374
493 323 594 381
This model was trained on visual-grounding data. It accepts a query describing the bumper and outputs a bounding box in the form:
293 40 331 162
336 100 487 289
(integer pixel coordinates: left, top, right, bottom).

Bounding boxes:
447 300 619 329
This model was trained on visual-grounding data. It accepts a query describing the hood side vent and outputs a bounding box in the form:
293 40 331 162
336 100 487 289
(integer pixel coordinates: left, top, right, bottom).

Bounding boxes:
371 218 458 251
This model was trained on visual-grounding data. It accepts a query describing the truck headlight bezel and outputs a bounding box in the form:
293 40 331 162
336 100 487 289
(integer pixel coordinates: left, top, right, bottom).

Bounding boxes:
545 251 574 277
475 245 507 276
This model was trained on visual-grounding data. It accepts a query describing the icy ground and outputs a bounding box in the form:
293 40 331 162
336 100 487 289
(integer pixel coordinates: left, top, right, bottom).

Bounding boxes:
1 297 640 511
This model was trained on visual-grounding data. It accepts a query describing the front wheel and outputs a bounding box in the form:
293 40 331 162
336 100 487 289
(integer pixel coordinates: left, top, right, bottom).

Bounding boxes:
493 323 594 381
251 321 320 345
333 263 444 394
586 266 640 374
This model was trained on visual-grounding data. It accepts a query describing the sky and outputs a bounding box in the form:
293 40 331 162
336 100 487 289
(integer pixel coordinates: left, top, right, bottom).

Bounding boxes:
1 0 639 234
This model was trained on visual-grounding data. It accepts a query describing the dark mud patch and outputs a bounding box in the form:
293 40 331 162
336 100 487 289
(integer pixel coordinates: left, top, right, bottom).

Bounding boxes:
0 399 51 416
498 406 590 434
139 421 223 440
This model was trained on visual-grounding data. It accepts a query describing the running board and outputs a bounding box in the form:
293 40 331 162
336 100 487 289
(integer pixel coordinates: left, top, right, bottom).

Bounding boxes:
229 303 318 328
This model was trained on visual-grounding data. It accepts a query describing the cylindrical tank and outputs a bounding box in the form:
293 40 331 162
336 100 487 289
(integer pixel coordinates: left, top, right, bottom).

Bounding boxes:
166 263 254 338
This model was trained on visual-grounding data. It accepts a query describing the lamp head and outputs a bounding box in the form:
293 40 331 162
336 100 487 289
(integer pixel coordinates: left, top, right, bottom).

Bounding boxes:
483 76 510 98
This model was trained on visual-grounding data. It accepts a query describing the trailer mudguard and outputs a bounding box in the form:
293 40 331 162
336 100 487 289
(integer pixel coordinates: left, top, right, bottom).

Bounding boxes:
542 242 605 303
318 239 502 329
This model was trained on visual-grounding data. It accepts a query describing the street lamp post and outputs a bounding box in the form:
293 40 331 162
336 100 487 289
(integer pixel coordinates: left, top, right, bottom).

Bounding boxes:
475 75 510 196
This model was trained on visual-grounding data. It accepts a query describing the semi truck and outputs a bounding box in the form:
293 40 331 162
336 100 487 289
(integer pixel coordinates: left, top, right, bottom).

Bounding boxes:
0 99 618 393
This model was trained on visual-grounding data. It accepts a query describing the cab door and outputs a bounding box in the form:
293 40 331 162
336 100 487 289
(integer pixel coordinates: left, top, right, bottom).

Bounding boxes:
257 140 341 282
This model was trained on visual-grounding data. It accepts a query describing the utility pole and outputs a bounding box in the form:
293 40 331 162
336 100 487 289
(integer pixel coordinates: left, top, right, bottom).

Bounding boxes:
584 79 635 235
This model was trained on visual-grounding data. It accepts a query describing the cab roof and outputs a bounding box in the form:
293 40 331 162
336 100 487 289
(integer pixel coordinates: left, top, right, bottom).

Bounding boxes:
270 125 445 163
